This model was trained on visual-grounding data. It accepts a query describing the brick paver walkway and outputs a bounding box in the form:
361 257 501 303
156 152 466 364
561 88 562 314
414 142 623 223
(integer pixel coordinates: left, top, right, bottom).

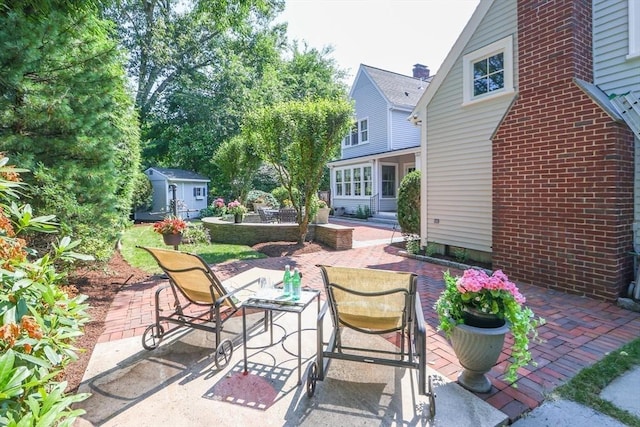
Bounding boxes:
100 221 640 423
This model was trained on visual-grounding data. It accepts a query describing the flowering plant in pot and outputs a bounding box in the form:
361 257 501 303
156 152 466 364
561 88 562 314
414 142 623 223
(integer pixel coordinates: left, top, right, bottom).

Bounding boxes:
227 199 247 216
434 269 544 384
153 216 187 235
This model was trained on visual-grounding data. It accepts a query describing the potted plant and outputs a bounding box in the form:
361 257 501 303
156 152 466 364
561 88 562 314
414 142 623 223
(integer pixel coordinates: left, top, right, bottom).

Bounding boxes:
153 216 188 246
314 200 330 224
434 269 543 392
227 199 248 223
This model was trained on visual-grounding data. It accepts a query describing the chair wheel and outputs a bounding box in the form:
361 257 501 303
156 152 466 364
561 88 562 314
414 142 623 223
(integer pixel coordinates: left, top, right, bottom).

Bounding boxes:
215 339 233 369
428 375 436 418
142 324 165 350
306 361 318 398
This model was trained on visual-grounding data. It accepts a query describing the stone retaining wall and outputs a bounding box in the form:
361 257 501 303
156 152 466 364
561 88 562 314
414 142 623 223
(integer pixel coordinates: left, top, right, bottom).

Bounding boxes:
201 217 353 250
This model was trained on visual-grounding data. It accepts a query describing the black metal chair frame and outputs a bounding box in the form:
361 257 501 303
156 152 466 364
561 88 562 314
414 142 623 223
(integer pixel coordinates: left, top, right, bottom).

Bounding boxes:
306 265 435 417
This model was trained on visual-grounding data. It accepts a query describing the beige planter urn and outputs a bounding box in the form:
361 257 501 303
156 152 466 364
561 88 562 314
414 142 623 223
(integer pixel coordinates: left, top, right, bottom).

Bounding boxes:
450 315 509 393
314 208 330 224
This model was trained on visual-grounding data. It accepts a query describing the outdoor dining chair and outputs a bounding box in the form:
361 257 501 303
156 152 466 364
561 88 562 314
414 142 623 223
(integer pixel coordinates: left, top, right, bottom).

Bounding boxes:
278 208 297 223
137 246 281 369
306 265 435 417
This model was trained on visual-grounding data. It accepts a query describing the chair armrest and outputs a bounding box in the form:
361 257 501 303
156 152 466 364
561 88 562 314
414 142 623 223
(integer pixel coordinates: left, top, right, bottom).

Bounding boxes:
414 292 426 337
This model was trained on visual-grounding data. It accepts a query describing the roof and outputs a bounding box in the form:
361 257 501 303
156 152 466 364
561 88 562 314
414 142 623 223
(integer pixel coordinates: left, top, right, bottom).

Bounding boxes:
358 65 431 109
146 167 210 182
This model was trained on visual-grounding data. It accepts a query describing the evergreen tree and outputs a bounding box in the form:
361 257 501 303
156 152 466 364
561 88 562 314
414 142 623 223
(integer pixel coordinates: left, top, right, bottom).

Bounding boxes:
0 2 140 260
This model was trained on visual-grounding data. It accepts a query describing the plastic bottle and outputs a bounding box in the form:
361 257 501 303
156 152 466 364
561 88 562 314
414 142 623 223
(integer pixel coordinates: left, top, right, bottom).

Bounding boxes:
292 267 301 301
282 265 292 297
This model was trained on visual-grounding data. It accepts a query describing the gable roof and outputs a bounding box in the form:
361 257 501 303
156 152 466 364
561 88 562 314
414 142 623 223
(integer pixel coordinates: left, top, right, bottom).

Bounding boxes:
411 0 492 120
146 167 210 182
356 64 431 110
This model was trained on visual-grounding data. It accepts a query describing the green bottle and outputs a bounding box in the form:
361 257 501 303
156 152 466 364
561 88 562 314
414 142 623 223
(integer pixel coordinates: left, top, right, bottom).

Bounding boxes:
292 268 301 301
283 265 292 297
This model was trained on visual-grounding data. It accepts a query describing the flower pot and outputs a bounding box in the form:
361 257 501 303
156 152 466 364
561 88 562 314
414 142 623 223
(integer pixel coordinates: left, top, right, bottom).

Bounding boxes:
450 321 509 393
314 207 330 224
234 213 243 223
462 307 506 328
162 232 182 246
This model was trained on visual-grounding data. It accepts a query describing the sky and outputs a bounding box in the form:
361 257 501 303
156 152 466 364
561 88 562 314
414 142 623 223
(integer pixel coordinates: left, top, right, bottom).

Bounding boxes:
276 0 481 83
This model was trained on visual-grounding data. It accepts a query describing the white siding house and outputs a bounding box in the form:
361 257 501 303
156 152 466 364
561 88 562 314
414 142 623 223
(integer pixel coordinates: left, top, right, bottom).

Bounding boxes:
135 167 210 221
412 0 517 253
329 64 429 215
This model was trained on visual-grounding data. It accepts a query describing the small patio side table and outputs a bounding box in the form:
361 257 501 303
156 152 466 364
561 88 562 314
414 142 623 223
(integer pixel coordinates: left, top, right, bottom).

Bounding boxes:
241 289 320 385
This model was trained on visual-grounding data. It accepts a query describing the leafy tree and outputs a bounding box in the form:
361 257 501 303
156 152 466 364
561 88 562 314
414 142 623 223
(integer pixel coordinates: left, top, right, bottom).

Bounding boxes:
397 170 421 235
212 134 262 202
246 98 353 243
0 3 140 261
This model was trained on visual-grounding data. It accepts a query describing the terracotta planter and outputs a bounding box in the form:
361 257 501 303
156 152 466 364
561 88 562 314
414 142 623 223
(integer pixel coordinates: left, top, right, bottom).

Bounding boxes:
162 232 182 246
450 314 509 393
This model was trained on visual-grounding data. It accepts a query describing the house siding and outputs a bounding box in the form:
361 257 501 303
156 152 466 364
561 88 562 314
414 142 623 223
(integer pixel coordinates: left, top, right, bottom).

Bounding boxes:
593 0 640 93
423 0 517 253
493 0 635 301
342 73 388 160
390 109 420 151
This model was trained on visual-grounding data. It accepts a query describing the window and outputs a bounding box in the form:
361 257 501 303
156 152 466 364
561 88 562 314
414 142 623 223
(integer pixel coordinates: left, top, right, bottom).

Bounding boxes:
630 0 640 59
193 186 206 200
360 119 368 143
335 166 373 198
463 36 514 105
343 118 369 146
363 166 372 196
381 165 396 198
344 169 352 196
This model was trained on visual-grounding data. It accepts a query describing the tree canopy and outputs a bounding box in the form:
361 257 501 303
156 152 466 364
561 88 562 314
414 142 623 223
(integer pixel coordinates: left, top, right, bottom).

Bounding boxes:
246 98 353 242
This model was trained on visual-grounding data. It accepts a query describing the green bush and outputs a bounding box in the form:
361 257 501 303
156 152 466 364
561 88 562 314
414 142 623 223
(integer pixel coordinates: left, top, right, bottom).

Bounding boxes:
397 170 420 235
246 190 278 210
271 186 299 208
0 156 92 425
182 223 211 244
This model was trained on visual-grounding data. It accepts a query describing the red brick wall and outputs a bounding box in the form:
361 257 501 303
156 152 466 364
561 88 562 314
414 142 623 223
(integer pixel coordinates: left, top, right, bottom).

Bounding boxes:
492 0 635 300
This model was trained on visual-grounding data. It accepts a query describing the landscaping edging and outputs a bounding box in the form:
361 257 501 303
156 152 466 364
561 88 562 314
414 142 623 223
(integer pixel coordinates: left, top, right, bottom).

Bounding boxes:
398 250 493 274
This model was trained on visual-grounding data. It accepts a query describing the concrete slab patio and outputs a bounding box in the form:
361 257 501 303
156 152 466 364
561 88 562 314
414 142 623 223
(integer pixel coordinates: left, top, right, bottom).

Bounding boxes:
74 304 508 426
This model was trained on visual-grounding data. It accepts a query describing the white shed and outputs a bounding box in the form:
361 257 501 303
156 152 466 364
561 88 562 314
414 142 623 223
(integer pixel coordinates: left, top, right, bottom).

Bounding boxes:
135 167 210 221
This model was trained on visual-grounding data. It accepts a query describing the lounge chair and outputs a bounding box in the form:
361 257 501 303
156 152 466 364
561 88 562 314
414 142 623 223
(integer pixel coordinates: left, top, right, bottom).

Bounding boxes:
306 265 435 417
137 246 282 369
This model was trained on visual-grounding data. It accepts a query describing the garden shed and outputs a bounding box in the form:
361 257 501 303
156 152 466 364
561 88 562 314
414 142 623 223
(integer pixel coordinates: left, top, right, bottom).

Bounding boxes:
135 167 210 221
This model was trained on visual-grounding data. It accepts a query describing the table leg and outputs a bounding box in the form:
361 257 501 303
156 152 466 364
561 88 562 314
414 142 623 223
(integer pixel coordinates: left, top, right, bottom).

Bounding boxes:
242 306 248 374
298 310 302 385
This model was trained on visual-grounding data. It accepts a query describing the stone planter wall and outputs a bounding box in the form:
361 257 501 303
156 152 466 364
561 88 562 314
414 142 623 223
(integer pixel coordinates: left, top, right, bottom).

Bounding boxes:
201 217 353 250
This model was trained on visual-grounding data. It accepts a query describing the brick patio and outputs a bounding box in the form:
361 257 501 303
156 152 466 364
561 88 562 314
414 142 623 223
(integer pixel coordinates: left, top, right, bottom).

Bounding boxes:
100 220 640 423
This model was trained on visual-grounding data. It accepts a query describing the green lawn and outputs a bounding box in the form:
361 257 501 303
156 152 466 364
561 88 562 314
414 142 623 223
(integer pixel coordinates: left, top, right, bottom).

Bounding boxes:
120 223 265 274
556 337 640 427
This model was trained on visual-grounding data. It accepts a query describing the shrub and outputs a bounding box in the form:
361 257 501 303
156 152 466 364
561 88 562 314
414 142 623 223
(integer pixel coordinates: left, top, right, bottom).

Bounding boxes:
0 156 92 425
271 186 299 208
397 170 420 235
246 190 278 210
182 223 210 244
355 205 371 219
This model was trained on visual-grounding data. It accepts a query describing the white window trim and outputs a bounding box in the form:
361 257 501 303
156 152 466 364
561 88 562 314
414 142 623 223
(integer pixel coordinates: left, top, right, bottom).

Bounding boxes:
343 118 370 148
359 117 369 144
629 0 640 60
380 163 397 199
462 35 514 106
333 165 373 199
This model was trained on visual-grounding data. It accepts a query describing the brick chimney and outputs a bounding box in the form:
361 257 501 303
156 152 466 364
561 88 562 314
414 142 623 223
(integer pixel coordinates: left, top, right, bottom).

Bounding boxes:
492 0 635 300
412 63 430 79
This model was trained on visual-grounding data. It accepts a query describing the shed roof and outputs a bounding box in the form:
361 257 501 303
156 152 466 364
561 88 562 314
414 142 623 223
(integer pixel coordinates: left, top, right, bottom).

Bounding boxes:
146 167 210 182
